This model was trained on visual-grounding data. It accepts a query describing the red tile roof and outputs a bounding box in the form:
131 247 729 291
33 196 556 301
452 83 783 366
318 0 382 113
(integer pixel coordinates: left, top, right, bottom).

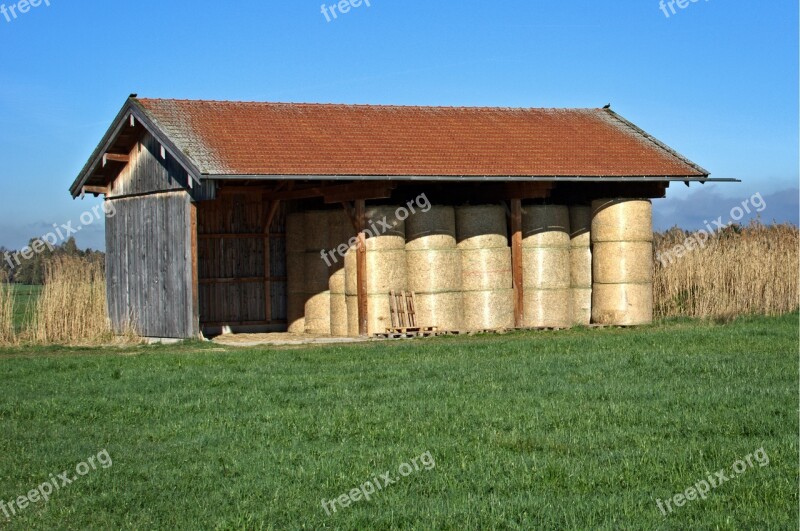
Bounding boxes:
131 98 706 178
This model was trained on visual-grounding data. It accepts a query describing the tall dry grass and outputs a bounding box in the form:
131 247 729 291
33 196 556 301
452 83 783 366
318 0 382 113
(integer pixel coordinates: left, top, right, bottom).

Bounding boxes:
31 256 111 344
0 273 15 344
654 222 799 319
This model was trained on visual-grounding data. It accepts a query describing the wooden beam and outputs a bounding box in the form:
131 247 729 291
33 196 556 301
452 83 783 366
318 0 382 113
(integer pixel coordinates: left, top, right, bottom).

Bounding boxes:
82 185 109 195
511 199 524 328
263 198 281 323
503 182 554 199
102 153 130 167
355 199 368 336
190 203 200 338
340 202 358 232
323 183 396 204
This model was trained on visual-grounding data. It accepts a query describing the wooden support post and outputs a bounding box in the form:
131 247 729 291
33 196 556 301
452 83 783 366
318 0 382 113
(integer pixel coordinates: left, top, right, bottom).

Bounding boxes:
262 198 281 323
189 203 200 337
511 199 524 328
355 199 368 336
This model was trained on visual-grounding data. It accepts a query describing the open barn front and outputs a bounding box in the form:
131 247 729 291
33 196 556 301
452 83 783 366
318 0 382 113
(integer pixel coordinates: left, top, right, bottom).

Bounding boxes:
196 192 289 336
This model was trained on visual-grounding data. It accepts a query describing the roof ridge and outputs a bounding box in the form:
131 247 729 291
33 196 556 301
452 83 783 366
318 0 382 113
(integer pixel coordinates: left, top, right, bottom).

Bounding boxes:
134 97 604 112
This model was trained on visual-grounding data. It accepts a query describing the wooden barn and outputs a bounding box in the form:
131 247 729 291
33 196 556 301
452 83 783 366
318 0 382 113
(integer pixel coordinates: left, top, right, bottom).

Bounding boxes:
69 96 726 339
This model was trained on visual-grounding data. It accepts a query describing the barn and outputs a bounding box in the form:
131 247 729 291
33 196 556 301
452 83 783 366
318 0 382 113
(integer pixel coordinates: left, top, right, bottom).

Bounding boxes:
69 96 725 339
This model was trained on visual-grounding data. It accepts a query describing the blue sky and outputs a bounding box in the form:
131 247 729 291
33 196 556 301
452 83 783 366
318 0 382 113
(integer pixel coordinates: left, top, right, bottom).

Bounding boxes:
0 0 797 250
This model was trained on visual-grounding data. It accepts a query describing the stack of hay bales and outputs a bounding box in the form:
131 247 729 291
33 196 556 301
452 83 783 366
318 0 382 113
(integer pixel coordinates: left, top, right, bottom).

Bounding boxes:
569 205 593 326
406 206 464 331
286 212 306 333
521 204 572 328
456 205 514 331
345 206 408 336
303 210 333 335
328 210 351 336
591 199 654 325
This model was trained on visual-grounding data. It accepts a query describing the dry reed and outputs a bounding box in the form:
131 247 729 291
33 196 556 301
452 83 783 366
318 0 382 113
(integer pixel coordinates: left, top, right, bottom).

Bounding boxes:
654 222 799 319
0 273 15 344
31 256 110 344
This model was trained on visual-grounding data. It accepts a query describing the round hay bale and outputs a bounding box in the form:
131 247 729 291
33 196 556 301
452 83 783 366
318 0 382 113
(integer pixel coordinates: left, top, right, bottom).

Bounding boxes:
344 248 408 296
287 252 305 294
591 283 653 325
330 292 348 336
591 199 653 242
304 211 331 251
572 288 592 326
569 205 592 248
286 213 305 254
406 249 463 293
405 206 457 250
345 294 393 336
522 247 570 289
329 268 346 294
456 205 508 249
593 241 653 284
522 205 570 247
570 246 592 289
413 291 464 331
523 289 572 328
364 205 406 250
304 291 331 335
461 248 512 291
346 295 359 337
462 289 514 331
304 252 332 293
287 295 306 334
328 209 354 256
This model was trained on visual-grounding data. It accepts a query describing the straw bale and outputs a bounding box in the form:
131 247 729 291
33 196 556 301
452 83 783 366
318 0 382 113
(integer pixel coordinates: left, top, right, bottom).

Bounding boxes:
522 205 570 247
329 268 346 294
286 213 305 253
462 289 515 331
287 252 305 294
406 249 463 293
345 293 394 335
304 291 331 334
522 247 571 289
591 283 653 325
572 288 592 326
456 205 508 249
413 291 464 331
570 247 592 289
344 248 408 296
405 206 457 250
364 205 406 250
304 251 332 293
304 211 331 251
591 199 653 242
523 289 572 328
461 248 512 291
569 205 592 248
287 295 306 334
593 241 653 284
330 292 348 336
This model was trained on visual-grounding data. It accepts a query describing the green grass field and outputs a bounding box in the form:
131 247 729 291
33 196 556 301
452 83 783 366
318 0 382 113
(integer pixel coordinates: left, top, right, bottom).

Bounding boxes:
0 314 797 529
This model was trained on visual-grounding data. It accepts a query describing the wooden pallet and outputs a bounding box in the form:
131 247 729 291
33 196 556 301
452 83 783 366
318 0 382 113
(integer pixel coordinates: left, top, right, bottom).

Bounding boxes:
374 327 438 339
389 290 418 329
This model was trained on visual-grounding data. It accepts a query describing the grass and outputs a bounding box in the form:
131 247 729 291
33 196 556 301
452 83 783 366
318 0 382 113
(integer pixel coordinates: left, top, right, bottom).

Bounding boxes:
0 314 797 529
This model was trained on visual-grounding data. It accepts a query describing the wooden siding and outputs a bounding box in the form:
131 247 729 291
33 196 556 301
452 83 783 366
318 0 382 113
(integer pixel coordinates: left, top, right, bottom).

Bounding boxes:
108 131 190 198
197 193 287 326
105 191 197 338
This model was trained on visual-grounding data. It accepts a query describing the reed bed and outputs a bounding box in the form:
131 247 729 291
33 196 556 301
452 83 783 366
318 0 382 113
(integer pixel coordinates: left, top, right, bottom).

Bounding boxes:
31 256 111 344
654 222 799 319
0 273 15 344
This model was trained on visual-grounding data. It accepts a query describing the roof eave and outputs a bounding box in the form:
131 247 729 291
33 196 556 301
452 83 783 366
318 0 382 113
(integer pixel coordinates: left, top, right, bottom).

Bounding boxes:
202 174 733 183
69 97 204 198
